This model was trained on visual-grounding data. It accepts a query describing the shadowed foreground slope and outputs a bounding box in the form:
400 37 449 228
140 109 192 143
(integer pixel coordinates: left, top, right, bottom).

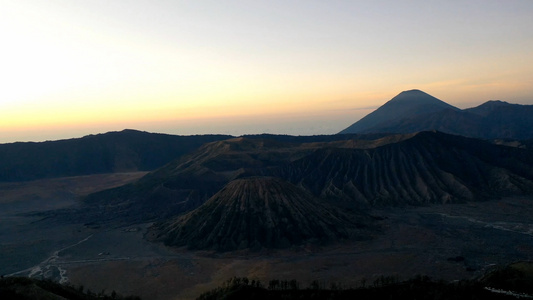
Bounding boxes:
196 277 516 300
0 277 140 300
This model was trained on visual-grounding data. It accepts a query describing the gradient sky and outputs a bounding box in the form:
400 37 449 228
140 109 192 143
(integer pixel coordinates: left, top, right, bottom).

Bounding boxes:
1 0 533 143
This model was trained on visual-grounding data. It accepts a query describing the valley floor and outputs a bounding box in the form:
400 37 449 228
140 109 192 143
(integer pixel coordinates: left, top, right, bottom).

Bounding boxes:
1 173 532 300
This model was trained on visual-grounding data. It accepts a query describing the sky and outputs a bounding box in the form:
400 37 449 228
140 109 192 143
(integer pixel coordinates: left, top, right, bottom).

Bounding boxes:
1 0 533 143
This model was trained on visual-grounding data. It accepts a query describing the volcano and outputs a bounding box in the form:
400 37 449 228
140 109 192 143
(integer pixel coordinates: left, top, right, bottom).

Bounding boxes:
340 90 459 134
148 177 372 251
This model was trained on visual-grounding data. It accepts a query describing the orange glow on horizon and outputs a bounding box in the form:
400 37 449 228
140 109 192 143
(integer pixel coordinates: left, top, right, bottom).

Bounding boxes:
2 1 533 143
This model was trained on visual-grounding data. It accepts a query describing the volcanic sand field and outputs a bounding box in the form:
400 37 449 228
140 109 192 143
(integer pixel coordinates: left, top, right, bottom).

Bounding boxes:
1 173 533 300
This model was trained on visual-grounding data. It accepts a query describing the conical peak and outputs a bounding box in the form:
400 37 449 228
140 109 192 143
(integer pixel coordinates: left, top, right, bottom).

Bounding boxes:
401 89 424 94
389 89 440 104
338 90 459 134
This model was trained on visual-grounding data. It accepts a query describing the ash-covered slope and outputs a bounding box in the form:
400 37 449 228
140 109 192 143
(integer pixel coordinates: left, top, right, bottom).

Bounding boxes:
84 131 533 225
277 131 533 206
83 137 305 222
148 177 372 251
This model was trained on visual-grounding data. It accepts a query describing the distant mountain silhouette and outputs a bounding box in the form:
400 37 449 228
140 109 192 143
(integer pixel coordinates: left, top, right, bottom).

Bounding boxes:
339 90 459 134
85 131 533 225
339 91 533 139
466 100 513 116
148 177 372 251
0 129 233 182
464 100 533 139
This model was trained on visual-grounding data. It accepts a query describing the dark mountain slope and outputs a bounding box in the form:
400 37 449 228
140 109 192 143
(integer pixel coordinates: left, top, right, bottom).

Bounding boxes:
340 90 533 140
464 100 533 139
339 89 459 134
83 134 423 223
466 100 519 116
359 100 533 139
85 136 403 222
0 129 233 182
358 108 484 137
275 131 533 207
84 132 533 225
148 177 373 251
83 137 306 222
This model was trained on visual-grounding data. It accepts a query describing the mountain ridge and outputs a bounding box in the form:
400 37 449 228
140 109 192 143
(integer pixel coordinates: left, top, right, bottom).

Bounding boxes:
83 131 533 226
340 90 533 139
0 129 233 182
274 131 533 208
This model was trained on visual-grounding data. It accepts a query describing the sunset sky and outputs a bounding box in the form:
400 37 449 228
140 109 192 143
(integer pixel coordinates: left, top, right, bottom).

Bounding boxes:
1 0 533 143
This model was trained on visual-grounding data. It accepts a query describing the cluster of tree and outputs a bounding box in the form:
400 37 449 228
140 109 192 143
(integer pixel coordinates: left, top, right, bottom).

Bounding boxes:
0 277 141 300
3 262 532 299
196 275 516 300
